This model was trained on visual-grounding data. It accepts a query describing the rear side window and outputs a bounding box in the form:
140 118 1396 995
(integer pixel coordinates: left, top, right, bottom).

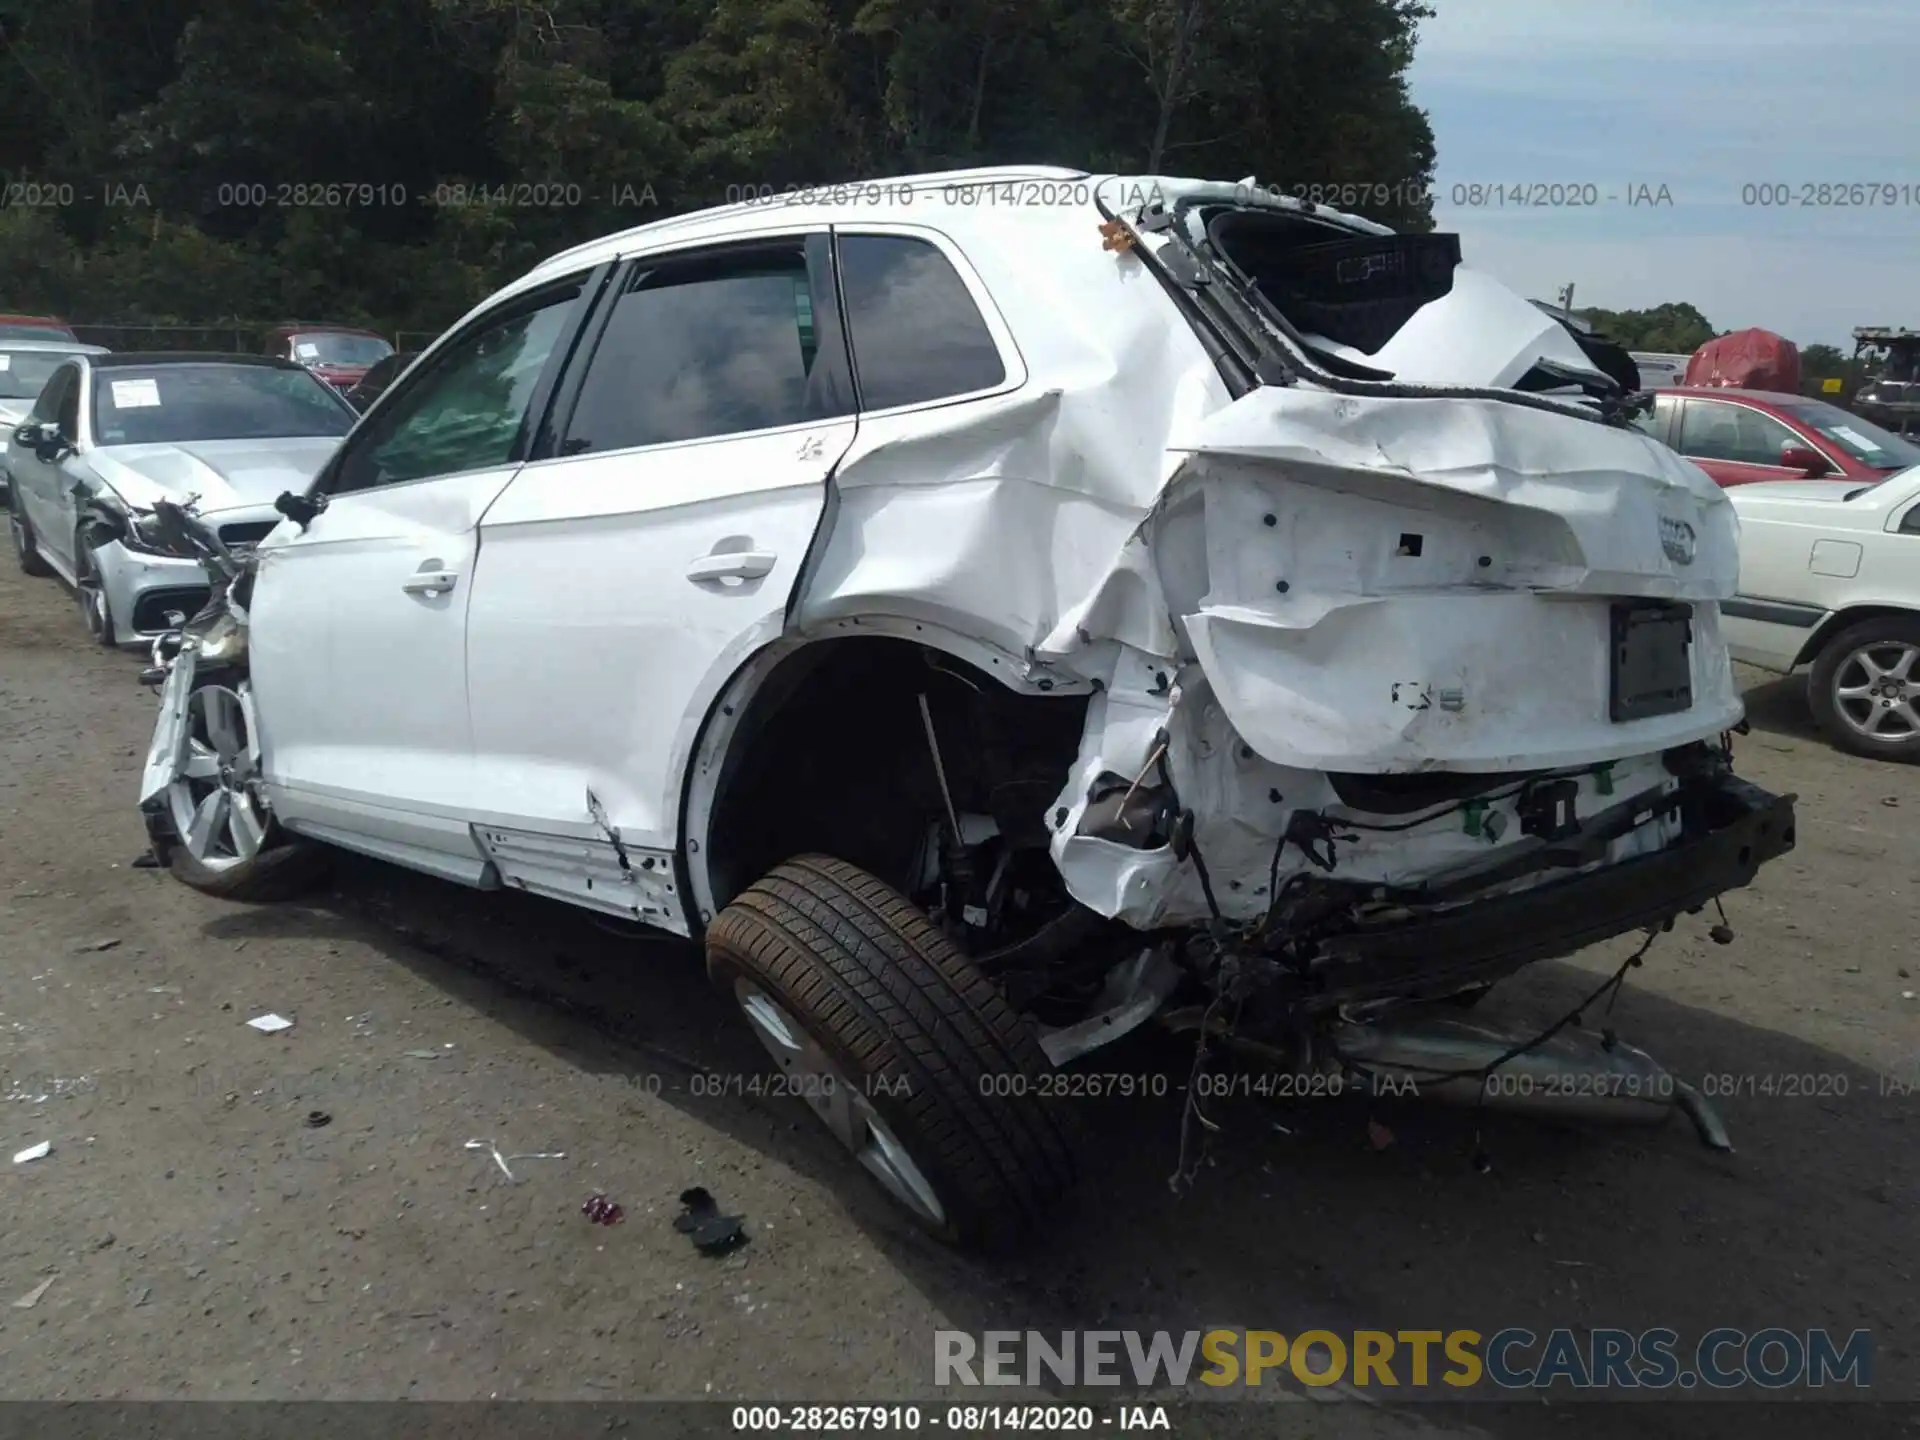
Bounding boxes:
562 243 846 454
837 235 1005 411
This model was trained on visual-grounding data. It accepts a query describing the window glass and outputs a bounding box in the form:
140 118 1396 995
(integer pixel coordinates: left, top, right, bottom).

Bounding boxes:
30 364 77 427
1773 400 1920 471
1629 395 1671 440
89 364 353 445
0 350 89 403
290 332 393 366
1678 401 1800 466
328 282 581 494
563 246 839 455
838 235 1005 410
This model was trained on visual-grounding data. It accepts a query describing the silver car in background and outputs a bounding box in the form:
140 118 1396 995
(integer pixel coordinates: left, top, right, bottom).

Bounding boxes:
0 338 110 505
7 353 355 646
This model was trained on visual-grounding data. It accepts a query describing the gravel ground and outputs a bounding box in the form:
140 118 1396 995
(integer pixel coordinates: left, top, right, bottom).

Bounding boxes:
0 543 1914 1439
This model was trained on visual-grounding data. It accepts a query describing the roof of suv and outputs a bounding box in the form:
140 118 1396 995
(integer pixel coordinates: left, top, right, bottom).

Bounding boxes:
530 165 1097 281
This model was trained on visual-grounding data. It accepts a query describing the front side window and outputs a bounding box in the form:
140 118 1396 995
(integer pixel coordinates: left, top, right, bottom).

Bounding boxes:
838 234 1006 410
29 363 78 428
327 280 584 495
89 364 354 446
1678 400 1800 466
562 243 843 455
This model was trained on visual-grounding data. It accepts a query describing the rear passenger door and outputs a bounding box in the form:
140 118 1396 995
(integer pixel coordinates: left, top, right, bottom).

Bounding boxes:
461 232 858 925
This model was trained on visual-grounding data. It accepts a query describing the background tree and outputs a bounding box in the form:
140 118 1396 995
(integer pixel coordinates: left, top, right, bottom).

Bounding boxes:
0 0 1437 338
1578 302 1718 356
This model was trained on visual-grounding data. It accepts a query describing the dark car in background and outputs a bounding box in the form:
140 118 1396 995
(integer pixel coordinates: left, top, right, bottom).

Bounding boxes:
1851 377 1920 435
1635 386 1920 487
341 350 419 411
261 324 394 396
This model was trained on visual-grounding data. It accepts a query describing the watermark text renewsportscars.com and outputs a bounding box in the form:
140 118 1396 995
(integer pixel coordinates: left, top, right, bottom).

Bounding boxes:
935 1327 1873 1393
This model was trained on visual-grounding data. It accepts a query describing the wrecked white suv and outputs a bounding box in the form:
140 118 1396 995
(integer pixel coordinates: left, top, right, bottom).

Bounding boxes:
132 166 1795 1248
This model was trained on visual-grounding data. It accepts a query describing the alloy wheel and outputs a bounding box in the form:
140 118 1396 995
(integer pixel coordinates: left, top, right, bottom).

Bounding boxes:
164 684 268 872
1832 640 1920 742
732 978 948 1228
74 546 112 643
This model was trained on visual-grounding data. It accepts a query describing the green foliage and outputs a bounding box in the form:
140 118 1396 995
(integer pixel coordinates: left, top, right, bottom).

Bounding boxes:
0 0 1436 338
1579 303 1717 357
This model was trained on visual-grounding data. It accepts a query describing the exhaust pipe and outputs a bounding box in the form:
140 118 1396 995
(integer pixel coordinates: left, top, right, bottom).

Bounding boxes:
1328 1016 1732 1151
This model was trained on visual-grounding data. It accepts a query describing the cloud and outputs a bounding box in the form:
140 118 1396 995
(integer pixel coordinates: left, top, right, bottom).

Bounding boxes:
1410 0 1920 346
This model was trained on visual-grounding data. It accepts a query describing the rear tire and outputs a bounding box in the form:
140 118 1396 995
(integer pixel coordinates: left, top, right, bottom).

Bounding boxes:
10 503 52 577
706 854 1080 1250
153 669 330 901
1808 617 1920 763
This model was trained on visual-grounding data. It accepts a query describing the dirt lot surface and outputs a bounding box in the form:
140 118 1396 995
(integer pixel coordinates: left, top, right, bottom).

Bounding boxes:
1 545 1915 1440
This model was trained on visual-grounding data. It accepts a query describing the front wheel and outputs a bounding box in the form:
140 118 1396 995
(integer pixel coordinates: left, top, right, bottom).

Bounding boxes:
152 671 329 900
74 539 117 647
705 855 1081 1250
1808 617 1920 763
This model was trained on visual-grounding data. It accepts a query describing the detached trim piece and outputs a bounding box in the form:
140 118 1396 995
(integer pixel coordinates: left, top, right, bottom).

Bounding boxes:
1722 596 1824 628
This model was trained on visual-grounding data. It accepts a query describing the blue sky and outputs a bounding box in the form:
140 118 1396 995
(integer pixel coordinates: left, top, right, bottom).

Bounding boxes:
1409 0 1920 348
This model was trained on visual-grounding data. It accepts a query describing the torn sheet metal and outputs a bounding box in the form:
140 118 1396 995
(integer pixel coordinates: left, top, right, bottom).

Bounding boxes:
780 181 1746 931
1152 386 1741 773
474 798 679 924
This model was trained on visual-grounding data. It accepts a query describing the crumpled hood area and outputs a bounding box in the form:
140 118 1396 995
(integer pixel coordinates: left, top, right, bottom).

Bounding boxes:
88 437 338 516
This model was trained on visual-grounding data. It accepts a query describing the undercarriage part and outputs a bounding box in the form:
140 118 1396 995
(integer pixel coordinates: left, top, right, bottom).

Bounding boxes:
1037 945 1184 1066
1270 774 1795 1014
1328 1016 1733 1151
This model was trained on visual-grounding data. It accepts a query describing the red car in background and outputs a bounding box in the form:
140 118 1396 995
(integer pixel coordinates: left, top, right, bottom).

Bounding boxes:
1635 386 1920 487
260 323 394 394
0 314 80 342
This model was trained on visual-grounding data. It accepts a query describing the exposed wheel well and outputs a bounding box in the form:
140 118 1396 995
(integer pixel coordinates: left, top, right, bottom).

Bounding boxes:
694 636 1091 923
1795 605 1920 666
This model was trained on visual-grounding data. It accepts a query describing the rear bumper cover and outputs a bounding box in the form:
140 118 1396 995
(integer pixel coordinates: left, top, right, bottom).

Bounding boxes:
1313 774 1796 1006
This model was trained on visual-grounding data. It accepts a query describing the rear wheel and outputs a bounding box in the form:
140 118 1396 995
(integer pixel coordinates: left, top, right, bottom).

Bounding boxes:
706 854 1080 1250
74 539 117 647
156 672 329 900
10 503 52 577
1809 617 1920 763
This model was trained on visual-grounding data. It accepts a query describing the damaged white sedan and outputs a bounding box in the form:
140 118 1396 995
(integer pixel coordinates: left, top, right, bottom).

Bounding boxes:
134 167 1796 1248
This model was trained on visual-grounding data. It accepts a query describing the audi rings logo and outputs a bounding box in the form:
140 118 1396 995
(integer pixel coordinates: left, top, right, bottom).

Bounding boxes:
1660 516 1697 566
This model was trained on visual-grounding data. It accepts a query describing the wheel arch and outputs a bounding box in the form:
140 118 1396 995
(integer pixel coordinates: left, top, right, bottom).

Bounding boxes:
674 615 1096 937
1795 603 1920 667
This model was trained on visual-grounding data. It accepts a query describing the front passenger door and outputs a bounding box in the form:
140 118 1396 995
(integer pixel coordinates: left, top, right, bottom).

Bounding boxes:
249 268 607 879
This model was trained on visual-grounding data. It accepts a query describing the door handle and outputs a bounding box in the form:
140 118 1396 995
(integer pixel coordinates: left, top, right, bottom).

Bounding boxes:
402 569 459 596
686 550 777 583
